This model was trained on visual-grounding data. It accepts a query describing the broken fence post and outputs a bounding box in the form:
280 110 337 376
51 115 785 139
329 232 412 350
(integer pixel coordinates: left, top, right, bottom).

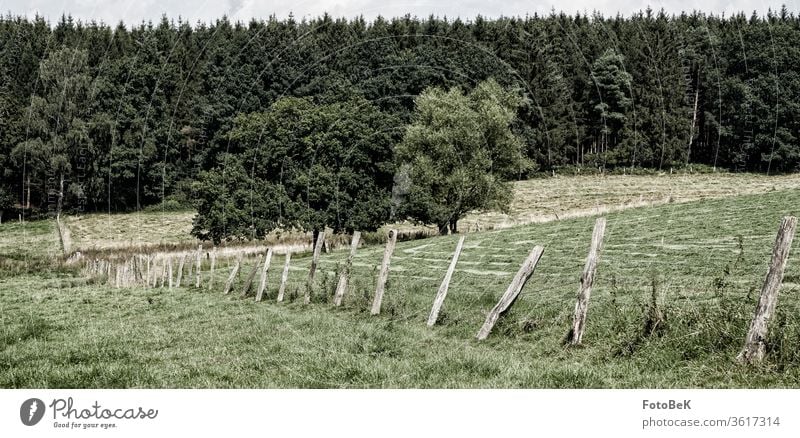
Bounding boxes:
305 231 326 304
567 217 607 345
427 235 466 327
476 245 545 340
255 248 273 302
334 231 361 306
277 252 292 302
371 229 398 315
738 216 797 363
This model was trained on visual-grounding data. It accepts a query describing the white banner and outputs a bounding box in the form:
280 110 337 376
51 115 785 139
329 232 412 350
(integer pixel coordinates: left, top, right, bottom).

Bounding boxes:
1 389 797 437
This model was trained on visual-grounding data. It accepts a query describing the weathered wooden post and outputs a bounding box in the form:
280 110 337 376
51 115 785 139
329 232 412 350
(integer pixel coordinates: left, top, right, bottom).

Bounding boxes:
145 255 152 287
738 216 797 363
476 245 545 340
208 247 217 291
334 232 361 306
241 253 264 298
168 256 174 289
195 245 202 288
567 217 607 345
305 231 326 304
427 235 466 327
176 254 187 287
223 253 243 295
277 252 292 302
255 248 273 302
115 264 122 288
160 258 167 288
371 229 398 315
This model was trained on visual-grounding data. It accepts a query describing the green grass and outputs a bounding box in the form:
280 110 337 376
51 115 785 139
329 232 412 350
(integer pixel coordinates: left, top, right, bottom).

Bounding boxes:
3 185 800 387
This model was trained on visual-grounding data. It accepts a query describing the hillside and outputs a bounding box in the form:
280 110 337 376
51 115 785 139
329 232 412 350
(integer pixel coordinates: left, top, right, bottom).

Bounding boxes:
2 181 800 387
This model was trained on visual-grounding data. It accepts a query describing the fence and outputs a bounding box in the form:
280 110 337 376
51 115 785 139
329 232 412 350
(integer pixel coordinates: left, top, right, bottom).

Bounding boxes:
78 216 798 364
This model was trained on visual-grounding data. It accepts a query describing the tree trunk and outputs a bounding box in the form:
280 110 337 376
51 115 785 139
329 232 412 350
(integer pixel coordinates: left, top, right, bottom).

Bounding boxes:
438 222 449 235
449 218 458 234
57 172 65 217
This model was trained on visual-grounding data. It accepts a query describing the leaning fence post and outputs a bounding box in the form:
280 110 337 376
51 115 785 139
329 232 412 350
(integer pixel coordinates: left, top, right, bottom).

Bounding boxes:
255 248 274 302
277 252 292 302
334 231 361 306
427 235 466 327
738 216 797 363
476 245 545 340
371 229 398 315
241 253 264 298
223 254 243 295
567 217 607 345
305 231 326 304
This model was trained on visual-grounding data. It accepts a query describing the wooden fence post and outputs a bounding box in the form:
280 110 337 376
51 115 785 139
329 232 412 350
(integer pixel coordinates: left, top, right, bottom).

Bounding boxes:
168 257 174 289
567 217 607 345
255 248 273 302
146 255 152 286
371 229 398 315
427 235 466 327
195 245 202 288
277 252 292 302
241 254 264 298
476 245 545 340
738 216 797 363
208 247 217 291
223 254 242 295
176 254 187 287
334 231 361 306
305 231 326 304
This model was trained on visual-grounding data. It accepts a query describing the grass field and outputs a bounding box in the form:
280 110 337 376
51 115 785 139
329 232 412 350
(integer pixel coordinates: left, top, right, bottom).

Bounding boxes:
31 172 800 254
2 175 800 388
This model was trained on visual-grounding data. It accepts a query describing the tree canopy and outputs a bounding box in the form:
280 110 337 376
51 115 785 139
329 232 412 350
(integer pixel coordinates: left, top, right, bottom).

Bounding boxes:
191 95 399 243
394 79 529 234
1 10 800 223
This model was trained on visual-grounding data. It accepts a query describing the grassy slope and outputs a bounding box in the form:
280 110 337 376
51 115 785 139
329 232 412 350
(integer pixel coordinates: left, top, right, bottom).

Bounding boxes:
2 188 800 388
46 173 800 252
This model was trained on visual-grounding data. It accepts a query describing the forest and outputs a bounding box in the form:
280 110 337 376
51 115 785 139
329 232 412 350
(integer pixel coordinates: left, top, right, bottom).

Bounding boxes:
1 7 799 229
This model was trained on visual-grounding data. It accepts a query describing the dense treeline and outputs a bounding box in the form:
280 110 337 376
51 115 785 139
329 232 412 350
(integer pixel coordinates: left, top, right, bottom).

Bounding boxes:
1 7 800 220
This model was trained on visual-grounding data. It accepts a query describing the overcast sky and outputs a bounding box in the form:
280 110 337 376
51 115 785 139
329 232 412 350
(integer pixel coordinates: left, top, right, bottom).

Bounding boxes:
1 1 798 25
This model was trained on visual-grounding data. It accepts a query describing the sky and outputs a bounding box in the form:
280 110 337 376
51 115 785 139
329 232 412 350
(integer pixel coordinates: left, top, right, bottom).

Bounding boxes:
0 0 797 26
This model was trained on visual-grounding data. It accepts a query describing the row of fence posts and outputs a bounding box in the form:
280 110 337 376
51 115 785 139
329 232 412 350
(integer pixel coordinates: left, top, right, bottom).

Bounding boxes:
81 215 798 364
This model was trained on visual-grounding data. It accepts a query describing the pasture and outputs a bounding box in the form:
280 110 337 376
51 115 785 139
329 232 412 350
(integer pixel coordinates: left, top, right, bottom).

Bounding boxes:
2 174 800 388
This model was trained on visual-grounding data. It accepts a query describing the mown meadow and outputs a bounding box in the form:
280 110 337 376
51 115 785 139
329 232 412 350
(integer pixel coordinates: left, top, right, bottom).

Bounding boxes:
2 178 800 388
